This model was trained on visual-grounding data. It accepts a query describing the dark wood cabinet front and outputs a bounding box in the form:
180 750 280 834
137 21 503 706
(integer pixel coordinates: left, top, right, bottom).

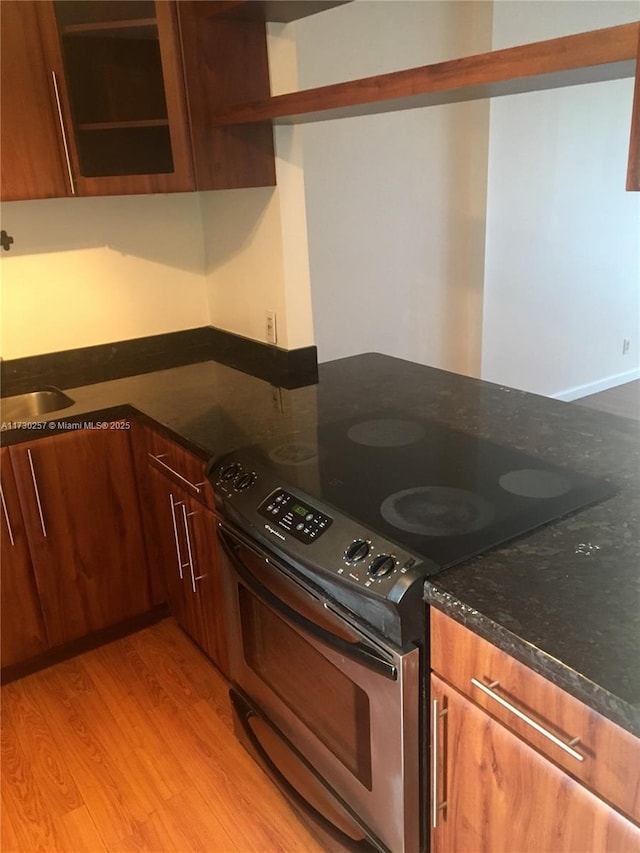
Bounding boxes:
0 449 49 668
430 674 640 853
0 1 70 201
8 426 151 648
1 0 276 200
35 0 195 197
135 426 229 676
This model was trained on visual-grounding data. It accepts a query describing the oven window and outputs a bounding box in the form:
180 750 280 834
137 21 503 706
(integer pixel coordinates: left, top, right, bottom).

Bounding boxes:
239 586 373 790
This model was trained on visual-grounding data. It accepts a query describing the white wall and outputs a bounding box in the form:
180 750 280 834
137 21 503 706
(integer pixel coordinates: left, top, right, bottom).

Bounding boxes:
295 0 493 377
0 194 208 359
481 1 640 398
295 0 639 395
0 21 316 363
200 24 315 352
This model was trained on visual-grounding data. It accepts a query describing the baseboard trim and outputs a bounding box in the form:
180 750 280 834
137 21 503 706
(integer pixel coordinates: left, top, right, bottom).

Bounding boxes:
0 604 170 686
552 367 640 402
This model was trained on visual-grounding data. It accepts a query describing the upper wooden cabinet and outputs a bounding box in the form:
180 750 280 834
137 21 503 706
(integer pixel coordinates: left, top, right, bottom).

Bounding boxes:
0 0 276 200
35 0 196 198
0 1 69 201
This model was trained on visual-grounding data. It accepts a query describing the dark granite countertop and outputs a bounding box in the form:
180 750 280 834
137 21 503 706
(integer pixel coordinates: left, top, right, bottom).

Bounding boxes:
2 352 638 737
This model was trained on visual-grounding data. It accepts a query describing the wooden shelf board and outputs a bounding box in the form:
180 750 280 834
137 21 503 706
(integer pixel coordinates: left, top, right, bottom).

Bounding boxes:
77 119 169 132
626 26 640 190
197 1 350 23
211 21 639 127
61 18 157 36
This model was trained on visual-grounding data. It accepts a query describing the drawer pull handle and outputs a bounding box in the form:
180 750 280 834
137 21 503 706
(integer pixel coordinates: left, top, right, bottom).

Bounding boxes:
471 677 584 762
51 71 76 195
181 505 205 592
0 486 15 546
148 453 201 493
169 494 184 580
27 449 47 538
431 698 448 828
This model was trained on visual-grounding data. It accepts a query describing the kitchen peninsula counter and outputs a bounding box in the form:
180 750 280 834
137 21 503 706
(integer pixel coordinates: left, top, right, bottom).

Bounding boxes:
2 352 638 737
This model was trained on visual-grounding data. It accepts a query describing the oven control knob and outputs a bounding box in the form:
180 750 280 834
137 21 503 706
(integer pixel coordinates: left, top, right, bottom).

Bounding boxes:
368 554 396 578
344 539 370 563
234 471 257 491
219 462 242 482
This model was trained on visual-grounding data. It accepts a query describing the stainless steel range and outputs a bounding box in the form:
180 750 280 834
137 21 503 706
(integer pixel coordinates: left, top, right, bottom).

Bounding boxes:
206 412 614 852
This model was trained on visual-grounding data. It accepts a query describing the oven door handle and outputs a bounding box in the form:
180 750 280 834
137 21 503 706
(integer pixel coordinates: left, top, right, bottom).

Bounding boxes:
218 527 398 681
230 690 384 852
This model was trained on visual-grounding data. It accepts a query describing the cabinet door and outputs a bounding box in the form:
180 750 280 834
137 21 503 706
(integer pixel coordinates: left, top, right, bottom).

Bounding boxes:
430 674 640 853
145 464 191 624
0 1 70 201
9 427 151 648
143 464 229 676
36 0 194 197
179 493 230 677
0 449 49 668
430 608 640 823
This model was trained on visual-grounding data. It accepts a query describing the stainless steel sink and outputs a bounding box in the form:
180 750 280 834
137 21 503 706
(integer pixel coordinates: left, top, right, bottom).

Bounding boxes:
1 387 75 421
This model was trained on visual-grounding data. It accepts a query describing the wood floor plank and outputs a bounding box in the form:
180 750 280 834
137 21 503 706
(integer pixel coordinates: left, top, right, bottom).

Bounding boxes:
2 679 83 816
1 619 330 852
60 804 108 853
26 665 164 846
1 712 79 852
0 794 22 853
575 379 640 421
87 634 214 801
116 785 238 853
109 809 196 853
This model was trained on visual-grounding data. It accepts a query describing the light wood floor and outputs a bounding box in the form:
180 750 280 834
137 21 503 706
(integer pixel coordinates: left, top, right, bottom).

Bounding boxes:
1 619 328 853
574 379 640 422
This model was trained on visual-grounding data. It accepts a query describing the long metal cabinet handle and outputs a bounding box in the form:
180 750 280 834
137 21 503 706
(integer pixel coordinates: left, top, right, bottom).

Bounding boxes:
51 71 76 195
148 453 201 493
431 697 447 828
169 494 184 579
0 486 15 546
181 506 205 592
27 449 47 537
471 677 584 762
182 503 196 592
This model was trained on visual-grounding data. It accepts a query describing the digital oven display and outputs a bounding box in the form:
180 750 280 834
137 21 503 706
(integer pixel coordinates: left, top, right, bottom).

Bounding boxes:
258 489 333 544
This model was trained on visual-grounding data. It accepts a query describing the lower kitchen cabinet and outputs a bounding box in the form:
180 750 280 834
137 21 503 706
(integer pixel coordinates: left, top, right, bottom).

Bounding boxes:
430 674 640 853
0 448 48 667
6 425 151 651
430 609 640 851
135 425 229 676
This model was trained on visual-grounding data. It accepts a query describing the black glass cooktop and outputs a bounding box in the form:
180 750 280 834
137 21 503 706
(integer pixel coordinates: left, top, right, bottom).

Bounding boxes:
243 413 616 569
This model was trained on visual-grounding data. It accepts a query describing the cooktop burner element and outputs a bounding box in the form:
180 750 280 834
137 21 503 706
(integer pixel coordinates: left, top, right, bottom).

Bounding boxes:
498 468 572 499
207 411 617 646
268 442 319 466
346 418 426 447
207 409 616 646
380 486 495 537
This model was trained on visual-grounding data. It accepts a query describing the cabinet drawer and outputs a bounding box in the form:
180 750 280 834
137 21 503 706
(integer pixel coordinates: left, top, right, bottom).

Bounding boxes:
142 425 216 511
430 608 640 824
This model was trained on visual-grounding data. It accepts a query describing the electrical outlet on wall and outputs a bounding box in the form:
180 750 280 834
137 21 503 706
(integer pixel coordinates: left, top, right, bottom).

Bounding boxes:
266 310 277 345
622 339 631 355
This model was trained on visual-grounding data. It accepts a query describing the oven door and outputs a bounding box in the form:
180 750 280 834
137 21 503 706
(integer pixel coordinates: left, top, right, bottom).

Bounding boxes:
217 523 420 853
